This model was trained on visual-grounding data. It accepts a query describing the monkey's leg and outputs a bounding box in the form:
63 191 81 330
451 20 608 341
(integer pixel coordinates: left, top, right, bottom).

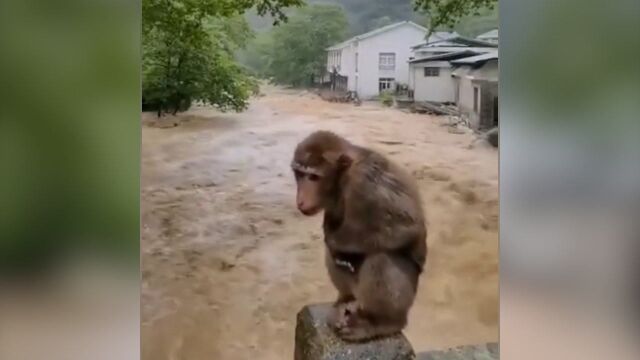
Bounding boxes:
325 250 356 305
325 250 358 328
336 253 418 342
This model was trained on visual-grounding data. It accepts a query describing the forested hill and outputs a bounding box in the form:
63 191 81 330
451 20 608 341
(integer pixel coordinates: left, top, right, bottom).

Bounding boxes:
314 0 423 35
245 0 497 37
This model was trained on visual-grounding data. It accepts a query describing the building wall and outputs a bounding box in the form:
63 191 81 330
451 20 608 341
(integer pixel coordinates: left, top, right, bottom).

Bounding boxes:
455 61 498 129
326 46 353 74
355 25 427 99
326 45 355 91
341 44 357 92
457 66 474 108
479 82 498 129
457 68 480 128
340 45 354 76
410 61 456 102
326 49 342 73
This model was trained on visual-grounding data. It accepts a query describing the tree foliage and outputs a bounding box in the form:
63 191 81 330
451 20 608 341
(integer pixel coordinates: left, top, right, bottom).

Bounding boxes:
453 6 499 37
142 0 302 115
336 0 421 35
236 32 274 76
262 5 348 87
413 0 497 32
244 0 424 37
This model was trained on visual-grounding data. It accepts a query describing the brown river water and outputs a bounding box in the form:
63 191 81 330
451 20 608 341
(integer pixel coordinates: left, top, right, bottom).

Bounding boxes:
141 86 498 360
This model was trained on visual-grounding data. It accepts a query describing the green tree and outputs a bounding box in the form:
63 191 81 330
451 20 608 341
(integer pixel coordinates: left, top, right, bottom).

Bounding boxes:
414 0 497 32
264 5 348 87
453 6 498 37
237 31 275 76
142 0 302 116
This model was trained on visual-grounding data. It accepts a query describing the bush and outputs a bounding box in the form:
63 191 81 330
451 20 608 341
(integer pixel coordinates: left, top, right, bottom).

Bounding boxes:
379 91 394 107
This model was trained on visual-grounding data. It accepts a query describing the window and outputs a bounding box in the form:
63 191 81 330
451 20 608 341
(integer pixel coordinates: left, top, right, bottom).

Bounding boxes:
473 86 479 112
379 78 395 92
424 67 440 77
379 53 396 70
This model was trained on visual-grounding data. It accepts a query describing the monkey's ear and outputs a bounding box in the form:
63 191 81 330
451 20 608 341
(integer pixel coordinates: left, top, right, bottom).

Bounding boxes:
323 151 350 168
323 151 352 170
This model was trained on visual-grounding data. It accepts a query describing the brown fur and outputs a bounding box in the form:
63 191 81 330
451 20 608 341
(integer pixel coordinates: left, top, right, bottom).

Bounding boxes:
292 131 427 342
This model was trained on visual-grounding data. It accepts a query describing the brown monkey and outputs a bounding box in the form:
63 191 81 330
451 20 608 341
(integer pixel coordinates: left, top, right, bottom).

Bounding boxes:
291 130 427 342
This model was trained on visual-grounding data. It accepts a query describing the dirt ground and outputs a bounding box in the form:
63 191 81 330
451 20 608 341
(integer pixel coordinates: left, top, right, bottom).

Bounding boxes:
141 86 499 360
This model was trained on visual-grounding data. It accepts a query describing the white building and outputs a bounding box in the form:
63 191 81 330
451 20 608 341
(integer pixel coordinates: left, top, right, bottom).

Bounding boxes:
451 51 498 129
408 36 496 103
425 31 460 44
408 50 478 103
410 36 496 59
326 21 428 99
476 29 499 44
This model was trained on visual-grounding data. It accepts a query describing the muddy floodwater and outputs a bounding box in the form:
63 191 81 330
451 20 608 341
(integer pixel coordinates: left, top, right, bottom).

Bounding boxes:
141 86 498 360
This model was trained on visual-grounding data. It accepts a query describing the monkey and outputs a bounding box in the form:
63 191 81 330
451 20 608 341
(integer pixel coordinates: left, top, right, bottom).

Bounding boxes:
291 130 427 342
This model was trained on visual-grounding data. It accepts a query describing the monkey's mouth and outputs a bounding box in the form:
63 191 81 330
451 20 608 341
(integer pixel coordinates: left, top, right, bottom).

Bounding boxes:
299 207 322 216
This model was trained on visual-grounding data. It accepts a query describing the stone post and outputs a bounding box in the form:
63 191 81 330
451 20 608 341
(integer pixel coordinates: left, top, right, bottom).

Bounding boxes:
294 303 416 360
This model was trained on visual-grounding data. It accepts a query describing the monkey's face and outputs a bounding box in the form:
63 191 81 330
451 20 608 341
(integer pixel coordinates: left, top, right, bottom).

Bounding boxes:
293 168 325 216
291 130 354 216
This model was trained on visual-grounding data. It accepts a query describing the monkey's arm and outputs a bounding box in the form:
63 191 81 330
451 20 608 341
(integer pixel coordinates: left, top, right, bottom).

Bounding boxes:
326 219 424 253
325 220 371 253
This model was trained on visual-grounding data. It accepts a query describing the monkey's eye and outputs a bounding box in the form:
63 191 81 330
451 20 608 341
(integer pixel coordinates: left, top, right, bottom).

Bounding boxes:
308 174 321 182
294 170 304 180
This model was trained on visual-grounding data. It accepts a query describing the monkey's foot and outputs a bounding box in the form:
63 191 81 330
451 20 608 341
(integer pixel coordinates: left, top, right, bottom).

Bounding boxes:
336 322 402 342
329 301 358 331
333 306 403 342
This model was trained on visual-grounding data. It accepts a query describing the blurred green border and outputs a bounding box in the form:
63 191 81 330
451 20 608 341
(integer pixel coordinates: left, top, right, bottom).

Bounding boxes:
0 0 141 275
